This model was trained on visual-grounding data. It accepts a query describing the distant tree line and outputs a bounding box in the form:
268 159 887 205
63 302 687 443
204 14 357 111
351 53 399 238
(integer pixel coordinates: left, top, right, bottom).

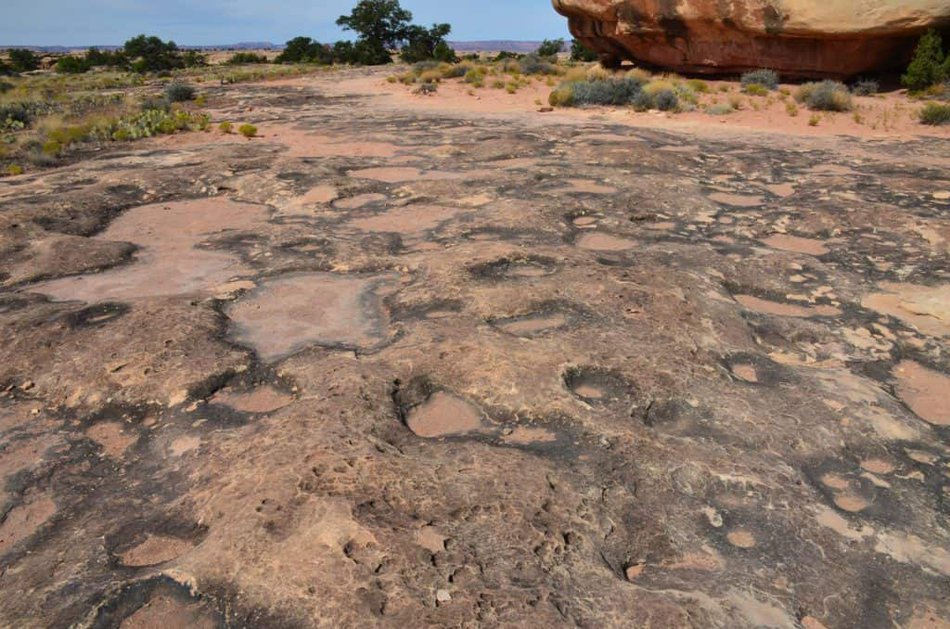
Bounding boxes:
49 35 206 74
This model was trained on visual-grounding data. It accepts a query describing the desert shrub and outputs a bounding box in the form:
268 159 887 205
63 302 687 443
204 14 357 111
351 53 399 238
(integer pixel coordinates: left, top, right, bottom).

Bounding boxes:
785 101 799 116
652 89 679 111
536 39 565 58
8 49 40 72
413 82 438 94
276 37 333 64
808 114 820 126
570 39 598 62
705 103 734 115
1 102 36 130
626 68 652 83
548 83 574 106
632 90 654 111
569 77 646 106
519 54 557 76
919 102 950 125
401 24 455 63
6 164 24 176
743 83 769 96
585 65 610 82
439 62 470 79
219 121 233 134
851 79 879 96
123 35 185 72
797 80 852 111
903 29 946 92
56 55 92 74
687 78 709 93
464 66 487 86
228 52 269 65
492 51 522 62
164 82 196 102
238 123 257 138
673 82 698 105
141 96 171 111
740 69 779 90
97 109 210 141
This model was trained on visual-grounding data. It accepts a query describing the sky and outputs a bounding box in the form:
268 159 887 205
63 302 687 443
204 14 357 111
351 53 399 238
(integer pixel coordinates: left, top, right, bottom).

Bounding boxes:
1 0 570 46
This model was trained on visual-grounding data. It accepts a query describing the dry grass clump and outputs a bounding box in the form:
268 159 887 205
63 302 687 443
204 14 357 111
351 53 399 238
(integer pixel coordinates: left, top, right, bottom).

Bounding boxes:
796 81 853 111
919 102 950 125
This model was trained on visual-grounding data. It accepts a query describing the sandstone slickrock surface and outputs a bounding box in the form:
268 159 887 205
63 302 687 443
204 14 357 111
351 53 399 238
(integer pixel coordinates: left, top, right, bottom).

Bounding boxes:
553 0 950 77
0 68 948 627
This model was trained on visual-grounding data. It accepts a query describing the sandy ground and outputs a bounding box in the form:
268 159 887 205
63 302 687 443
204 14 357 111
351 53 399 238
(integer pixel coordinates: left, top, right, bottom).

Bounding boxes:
0 66 948 628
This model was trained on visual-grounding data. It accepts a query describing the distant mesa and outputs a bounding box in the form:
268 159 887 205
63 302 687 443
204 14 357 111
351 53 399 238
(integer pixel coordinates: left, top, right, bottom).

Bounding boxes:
552 0 950 78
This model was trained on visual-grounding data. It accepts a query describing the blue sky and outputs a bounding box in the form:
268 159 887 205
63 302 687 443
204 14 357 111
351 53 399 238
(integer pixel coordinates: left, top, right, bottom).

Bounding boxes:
2 0 570 46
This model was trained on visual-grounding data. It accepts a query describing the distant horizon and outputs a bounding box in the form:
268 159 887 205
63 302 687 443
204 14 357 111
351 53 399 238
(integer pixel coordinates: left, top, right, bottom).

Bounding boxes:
1 0 570 48
0 39 565 51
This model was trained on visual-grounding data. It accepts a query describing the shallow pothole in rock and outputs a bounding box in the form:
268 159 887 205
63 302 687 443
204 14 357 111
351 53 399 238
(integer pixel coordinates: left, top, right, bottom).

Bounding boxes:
733 294 842 318
575 232 638 252
404 392 488 438
32 198 270 303
892 360 950 427
493 312 569 338
91 577 221 629
210 385 294 414
721 353 784 386
563 366 635 405
226 272 394 361
469 255 559 281
759 234 829 256
110 520 207 568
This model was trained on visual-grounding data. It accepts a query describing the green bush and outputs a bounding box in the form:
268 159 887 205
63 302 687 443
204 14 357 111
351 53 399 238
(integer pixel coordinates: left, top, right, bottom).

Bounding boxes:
743 83 769 96
740 69 779 90
276 37 333 64
552 77 646 107
519 54 558 76
238 123 257 138
219 121 233 134
851 79 879 96
536 39 565 57
401 23 455 63
653 89 679 111
903 29 946 92
55 55 92 74
228 52 269 65
570 39 598 62
164 82 196 102
124 35 185 72
705 103 735 115
8 49 40 72
797 80 853 111
919 102 950 125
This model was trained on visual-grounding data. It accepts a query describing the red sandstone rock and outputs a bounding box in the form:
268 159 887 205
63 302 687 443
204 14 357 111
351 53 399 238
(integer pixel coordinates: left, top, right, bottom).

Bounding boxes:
553 0 950 78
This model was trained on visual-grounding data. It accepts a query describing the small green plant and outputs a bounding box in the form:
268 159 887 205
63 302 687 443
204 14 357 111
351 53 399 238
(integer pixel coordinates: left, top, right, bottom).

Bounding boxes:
550 77 647 108
686 78 709 93
808 114 821 126
797 81 853 111
652 89 679 111
413 82 438 95
705 103 734 115
740 69 779 90
785 101 799 117
851 79 879 96
7 164 24 176
570 39 598 62
238 123 258 138
743 83 769 96
194 94 207 107
536 39 565 57
219 121 233 134
227 52 269 65
902 29 947 92
164 82 196 102
919 102 950 125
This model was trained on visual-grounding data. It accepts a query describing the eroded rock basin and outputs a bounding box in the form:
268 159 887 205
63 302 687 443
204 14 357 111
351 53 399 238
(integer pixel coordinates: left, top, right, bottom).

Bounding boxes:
226 273 393 361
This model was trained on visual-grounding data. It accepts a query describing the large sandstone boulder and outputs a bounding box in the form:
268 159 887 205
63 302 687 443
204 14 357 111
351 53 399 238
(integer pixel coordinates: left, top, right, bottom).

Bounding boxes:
553 0 950 78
